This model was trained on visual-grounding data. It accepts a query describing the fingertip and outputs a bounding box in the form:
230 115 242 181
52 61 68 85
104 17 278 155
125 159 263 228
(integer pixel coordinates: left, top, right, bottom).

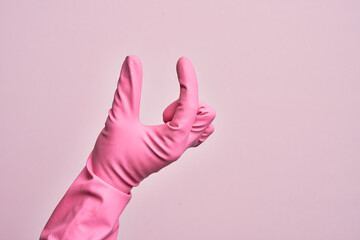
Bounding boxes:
124 55 142 72
177 56 190 64
209 108 216 122
208 123 215 134
198 104 216 121
126 55 141 62
199 124 215 142
176 56 193 75
193 124 215 147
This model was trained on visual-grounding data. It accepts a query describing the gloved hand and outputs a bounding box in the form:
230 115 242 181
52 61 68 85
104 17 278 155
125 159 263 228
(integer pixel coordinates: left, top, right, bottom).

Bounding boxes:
40 56 215 240
90 55 216 194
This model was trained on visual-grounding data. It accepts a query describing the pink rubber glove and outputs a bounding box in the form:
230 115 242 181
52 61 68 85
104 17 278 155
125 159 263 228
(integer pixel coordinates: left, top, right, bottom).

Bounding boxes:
40 56 215 239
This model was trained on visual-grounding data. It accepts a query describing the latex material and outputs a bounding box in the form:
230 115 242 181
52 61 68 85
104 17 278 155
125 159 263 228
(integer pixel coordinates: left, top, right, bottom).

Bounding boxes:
40 160 131 239
90 55 215 194
40 56 215 239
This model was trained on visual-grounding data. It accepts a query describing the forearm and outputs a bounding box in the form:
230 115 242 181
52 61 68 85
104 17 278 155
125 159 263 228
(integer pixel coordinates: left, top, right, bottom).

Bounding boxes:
40 152 131 240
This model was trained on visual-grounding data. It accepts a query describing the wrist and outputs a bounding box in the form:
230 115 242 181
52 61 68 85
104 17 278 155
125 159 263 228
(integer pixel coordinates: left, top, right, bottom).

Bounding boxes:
87 151 135 194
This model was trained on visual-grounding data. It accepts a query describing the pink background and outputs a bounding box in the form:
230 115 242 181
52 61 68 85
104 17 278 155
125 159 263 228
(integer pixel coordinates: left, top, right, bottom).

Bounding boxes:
1 1 360 239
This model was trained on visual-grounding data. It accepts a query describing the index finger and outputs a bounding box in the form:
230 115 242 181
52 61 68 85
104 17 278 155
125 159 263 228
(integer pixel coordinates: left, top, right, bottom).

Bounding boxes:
170 56 199 132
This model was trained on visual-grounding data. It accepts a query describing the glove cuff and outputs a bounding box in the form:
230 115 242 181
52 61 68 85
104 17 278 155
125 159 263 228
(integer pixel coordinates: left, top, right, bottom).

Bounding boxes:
40 158 132 239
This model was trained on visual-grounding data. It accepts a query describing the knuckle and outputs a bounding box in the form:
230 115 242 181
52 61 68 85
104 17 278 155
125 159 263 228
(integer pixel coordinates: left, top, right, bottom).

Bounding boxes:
208 107 216 121
198 102 216 121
